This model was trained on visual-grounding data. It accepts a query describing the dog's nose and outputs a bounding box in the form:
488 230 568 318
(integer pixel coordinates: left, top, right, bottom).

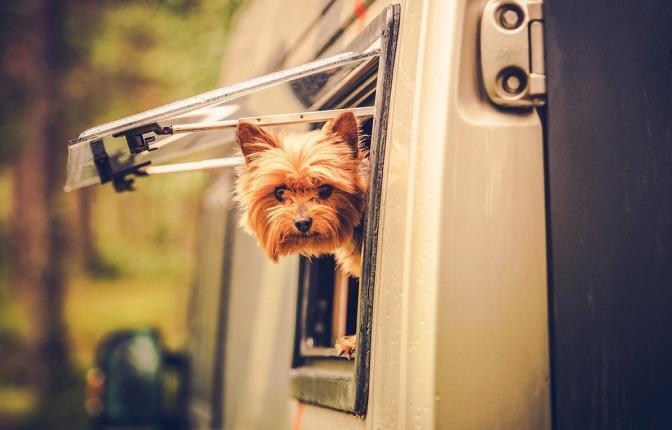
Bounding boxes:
294 217 313 233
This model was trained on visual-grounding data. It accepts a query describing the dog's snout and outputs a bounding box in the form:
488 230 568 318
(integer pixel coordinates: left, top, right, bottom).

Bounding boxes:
294 217 313 233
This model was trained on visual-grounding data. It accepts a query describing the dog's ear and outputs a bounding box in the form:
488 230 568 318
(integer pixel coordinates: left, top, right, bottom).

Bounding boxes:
236 122 278 163
324 111 359 158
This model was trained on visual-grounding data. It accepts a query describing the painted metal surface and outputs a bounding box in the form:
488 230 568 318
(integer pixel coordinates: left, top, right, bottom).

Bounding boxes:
188 175 234 429
194 0 552 429
369 0 550 428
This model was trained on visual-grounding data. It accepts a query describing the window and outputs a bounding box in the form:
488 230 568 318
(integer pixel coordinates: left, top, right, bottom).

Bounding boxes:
297 256 360 355
64 3 400 418
63 50 379 192
290 6 400 415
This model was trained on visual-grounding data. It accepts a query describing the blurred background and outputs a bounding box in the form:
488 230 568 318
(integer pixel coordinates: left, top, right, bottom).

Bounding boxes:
0 1 243 428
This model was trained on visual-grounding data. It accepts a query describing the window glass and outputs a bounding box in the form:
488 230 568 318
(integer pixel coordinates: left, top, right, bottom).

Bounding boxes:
65 50 379 191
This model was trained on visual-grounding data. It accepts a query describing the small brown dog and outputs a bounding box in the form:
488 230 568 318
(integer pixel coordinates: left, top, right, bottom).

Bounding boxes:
234 111 368 357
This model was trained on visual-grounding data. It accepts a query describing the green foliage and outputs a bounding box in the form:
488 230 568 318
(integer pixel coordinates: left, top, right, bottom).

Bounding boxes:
0 1 245 428
92 172 210 281
75 0 245 125
0 171 10 287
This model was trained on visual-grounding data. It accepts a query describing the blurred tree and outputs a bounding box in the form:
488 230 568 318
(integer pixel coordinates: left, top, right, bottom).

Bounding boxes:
77 188 113 276
5 0 73 392
1 0 244 427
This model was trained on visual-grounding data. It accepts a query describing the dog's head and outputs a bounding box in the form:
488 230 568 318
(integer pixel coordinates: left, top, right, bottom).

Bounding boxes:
235 111 368 261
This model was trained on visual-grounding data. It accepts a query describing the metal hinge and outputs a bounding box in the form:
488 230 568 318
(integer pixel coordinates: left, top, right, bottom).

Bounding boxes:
480 0 545 107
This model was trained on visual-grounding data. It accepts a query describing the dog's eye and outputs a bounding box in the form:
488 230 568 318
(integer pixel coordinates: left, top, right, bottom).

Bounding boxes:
318 184 333 199
274 186 287 202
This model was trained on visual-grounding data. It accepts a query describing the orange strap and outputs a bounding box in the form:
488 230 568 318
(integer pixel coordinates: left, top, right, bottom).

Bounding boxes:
293 402 305 430
354 0 368 31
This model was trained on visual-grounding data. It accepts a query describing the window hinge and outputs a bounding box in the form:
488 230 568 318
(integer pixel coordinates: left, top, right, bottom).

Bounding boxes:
480 0 546 108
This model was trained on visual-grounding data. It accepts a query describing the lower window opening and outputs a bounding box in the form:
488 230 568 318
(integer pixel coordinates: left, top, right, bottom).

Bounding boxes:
301 256 360 352
297 115 372 357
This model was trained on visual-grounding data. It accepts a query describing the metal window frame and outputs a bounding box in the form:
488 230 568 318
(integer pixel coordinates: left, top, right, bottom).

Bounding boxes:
289 4 400 416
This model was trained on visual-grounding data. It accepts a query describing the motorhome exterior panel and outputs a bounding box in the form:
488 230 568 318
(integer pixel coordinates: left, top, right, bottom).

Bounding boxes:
218 1 552 429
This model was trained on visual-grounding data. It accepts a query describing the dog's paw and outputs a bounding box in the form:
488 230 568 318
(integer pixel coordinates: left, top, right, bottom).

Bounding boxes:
335 335 357 359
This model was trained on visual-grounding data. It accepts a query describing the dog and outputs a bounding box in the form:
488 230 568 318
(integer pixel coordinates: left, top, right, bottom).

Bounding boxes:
234 111 368 358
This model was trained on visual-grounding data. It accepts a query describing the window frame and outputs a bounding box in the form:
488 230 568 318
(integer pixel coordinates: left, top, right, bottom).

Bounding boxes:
289 4 400 415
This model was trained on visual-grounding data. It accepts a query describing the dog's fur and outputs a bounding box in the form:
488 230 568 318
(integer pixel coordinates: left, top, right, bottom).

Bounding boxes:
234 111 369 277
234 112 367 358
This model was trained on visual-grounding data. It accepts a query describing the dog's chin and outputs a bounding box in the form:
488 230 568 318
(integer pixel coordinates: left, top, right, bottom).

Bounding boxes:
276 231 342 257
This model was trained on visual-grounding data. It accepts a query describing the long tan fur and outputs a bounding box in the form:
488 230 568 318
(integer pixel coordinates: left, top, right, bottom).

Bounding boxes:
234 111 369 277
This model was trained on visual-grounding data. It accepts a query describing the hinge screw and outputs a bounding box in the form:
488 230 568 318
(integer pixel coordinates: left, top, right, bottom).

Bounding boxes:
505 74 522 92
497 4 524 30
498 67 528 96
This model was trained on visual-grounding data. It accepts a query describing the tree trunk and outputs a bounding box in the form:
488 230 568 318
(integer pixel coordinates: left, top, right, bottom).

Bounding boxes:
9 0 72 393
77 188 109 275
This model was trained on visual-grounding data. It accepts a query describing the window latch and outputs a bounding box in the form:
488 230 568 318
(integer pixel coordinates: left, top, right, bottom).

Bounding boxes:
480 0 545 108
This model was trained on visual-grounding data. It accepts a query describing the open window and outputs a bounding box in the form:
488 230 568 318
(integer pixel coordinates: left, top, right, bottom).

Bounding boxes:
288 7 398 415
65 49 379 192
65 4 399 418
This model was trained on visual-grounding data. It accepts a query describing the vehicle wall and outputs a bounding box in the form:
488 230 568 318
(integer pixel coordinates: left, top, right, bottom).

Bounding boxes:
199 1 551 429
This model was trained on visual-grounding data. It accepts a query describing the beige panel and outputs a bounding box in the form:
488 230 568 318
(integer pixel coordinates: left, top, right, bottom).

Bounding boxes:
224 224 299 430
437 0 550 427
216 0 550 429
370 0 550 429
299 403 367 430
219 0 326 82
367 0 423 428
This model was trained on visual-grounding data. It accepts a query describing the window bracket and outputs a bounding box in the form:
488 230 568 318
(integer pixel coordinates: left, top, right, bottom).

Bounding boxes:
112 123 173 154
90 139 151 192
90 107 375 191
480 0 546 107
